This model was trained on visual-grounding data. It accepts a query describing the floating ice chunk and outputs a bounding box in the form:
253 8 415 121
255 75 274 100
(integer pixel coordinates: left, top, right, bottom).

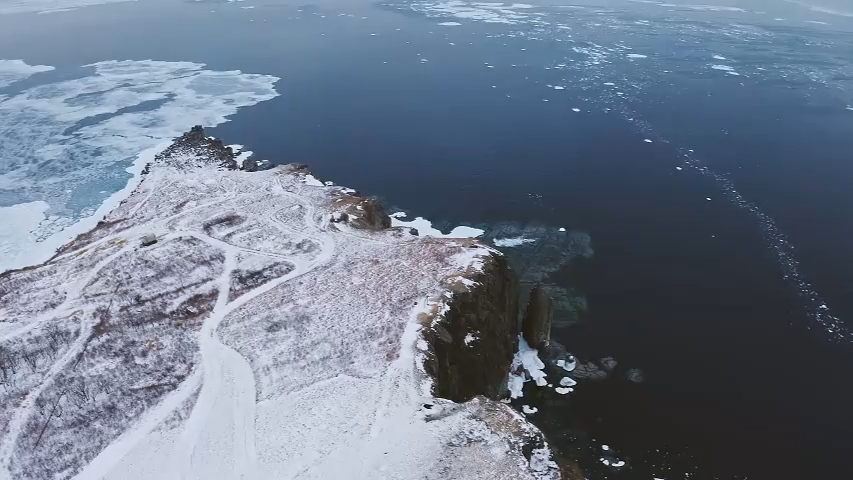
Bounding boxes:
542 99 549 102
603 82 615 86
522 405 538 414
600 458 611 466
559 376 577 387
493 237 536 247
438 21 462 26
572 108 581 112
602 445 611 451
712 54 727 60
555 387 572 394
559 227 566 232
706 197 712 201
556 358 576 372
553 85 565 90
612 460 626 468
846 106 853 111
464 333 478 345
644 139 653 143
676 166 683 170
420 58 429 63
390 213 483 238
626 54 647 59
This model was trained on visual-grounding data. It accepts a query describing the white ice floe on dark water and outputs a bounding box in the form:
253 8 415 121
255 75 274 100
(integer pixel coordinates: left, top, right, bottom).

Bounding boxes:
390 212 484 238
522 405 538 414
0 59 279 272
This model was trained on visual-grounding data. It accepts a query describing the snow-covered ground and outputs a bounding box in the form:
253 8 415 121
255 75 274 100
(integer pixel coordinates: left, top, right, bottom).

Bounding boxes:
0 132 561 480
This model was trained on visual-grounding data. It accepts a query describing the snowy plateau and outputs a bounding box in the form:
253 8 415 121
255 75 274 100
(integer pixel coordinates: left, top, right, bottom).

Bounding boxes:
0 128 562 480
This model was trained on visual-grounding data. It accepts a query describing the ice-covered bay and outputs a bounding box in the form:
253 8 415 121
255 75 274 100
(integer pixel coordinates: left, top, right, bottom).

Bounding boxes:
0 59 279 272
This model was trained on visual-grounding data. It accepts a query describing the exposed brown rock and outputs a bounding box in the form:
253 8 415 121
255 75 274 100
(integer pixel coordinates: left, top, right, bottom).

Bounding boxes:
155 125 238 170
422 252 519 402
330 194 392 231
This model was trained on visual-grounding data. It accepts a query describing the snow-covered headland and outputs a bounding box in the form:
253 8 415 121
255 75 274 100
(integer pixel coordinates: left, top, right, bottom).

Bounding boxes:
0 127 571 480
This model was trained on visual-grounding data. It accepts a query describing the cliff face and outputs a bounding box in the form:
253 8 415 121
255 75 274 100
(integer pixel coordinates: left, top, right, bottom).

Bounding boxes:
421 252 519 402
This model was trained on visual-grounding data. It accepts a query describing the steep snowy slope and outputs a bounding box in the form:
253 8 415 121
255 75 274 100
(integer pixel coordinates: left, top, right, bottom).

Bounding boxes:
0 128 562 480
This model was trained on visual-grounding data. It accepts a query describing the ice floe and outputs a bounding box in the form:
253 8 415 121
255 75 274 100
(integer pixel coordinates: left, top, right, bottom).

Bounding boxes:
390 212 484 238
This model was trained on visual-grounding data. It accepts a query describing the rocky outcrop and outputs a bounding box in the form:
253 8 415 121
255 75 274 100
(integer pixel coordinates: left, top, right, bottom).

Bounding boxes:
331 196 392 231
522 285 552 352
241 157 259 172
154 125 239 170
421 252 519 402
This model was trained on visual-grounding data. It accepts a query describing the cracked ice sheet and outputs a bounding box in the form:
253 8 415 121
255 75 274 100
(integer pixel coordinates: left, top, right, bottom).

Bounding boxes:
0 60 53 88
0 0 133 15
0 59 278 272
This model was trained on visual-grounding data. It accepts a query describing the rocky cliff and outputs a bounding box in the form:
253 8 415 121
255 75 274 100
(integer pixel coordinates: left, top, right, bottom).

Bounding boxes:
421 251 518 402
0 127 566 480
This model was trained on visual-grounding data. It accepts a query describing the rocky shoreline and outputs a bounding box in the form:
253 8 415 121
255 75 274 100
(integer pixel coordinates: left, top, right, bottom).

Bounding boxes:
0 127 584 480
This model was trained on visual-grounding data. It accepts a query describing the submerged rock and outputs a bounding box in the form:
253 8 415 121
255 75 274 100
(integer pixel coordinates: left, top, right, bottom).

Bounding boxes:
571 361 609 381
626 368 645 383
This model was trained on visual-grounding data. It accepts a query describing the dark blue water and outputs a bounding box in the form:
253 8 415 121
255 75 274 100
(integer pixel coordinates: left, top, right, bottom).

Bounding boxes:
3 0 853 478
